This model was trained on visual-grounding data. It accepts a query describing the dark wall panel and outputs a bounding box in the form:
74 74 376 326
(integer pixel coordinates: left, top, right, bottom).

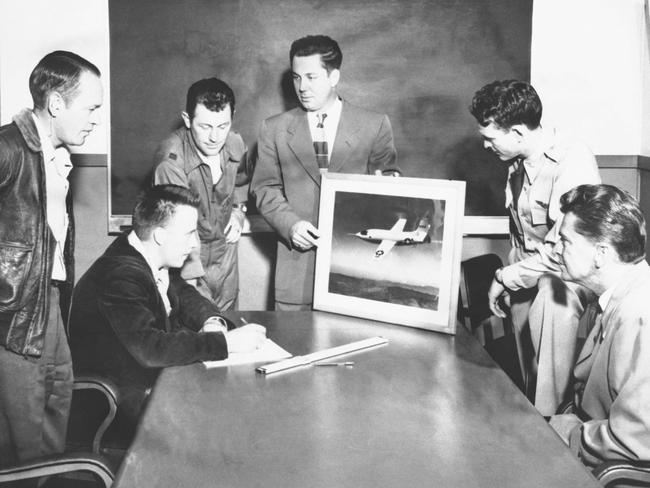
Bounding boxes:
109 0 532 216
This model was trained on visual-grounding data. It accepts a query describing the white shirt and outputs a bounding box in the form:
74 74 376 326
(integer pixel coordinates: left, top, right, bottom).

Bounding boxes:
32 113 72 281
307 97 343 162
598 286 614 315
127 231 172 316
199 151 222 185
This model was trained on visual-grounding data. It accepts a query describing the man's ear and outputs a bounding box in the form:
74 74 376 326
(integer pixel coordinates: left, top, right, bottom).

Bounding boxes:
152 227 167 246
47 92 65 117
181 111 191 129
510 124 527 139
594 243 612 268
328 69 340 88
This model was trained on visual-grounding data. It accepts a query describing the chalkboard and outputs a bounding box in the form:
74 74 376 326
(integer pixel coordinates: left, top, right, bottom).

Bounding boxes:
109 0 532 221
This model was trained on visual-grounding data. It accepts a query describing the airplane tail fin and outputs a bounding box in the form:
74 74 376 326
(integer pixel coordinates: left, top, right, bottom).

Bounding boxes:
416 219 431 232
414 220 431 243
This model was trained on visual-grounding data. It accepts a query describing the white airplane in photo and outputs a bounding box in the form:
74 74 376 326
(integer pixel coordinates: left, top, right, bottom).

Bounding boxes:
353 217 431 259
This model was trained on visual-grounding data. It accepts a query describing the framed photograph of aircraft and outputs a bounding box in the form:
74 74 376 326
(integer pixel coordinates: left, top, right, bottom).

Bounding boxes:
313 173 466 334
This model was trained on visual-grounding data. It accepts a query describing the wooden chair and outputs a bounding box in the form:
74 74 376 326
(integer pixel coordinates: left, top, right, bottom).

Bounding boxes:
458 253 524 391
0 376 119 487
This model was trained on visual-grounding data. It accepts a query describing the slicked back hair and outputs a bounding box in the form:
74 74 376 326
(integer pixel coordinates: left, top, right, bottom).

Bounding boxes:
29 50 100 110
132 185 200 241
290 35 342 72
186 77 235 117
560 184 646 263
469 79 542 130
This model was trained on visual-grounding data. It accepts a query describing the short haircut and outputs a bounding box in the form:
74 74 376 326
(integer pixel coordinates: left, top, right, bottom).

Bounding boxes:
132 185 200 240
29 50 101 110
186 77 235 117
469 80 542 130
560 184 646 263
290 35 342 72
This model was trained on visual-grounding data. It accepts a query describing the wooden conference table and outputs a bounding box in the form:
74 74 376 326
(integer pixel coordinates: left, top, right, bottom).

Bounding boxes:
113 311 599 488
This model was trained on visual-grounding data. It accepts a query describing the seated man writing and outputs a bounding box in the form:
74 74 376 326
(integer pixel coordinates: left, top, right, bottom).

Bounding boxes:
69 185 266 427
549 183 650 467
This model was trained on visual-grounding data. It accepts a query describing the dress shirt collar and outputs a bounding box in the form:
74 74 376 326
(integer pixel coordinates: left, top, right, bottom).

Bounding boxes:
307 97 343 122
197 149 222 185
186 129 241 173
598 286 613 314
31 112 73 176
32 112 55 162
598 261 647 313
127 231 172 314
518 126 559 183
542 127 567 163
127 231 165 282
306 96 342 127
506 126 560 208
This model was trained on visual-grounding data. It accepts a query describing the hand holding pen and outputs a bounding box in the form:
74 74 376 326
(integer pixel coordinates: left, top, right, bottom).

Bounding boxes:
223 317 266 354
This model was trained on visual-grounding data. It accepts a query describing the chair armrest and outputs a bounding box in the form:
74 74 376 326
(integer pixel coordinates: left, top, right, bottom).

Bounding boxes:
0 452 115 487
73 375 120 454
592 460 650 487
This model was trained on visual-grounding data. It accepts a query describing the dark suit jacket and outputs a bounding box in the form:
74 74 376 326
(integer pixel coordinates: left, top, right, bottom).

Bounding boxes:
68 234 232 421
251 100 398 305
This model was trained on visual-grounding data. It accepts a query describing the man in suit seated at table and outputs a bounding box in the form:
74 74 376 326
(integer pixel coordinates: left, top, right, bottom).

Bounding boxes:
549 183 650 467
251 34 399 311
68 185 266 428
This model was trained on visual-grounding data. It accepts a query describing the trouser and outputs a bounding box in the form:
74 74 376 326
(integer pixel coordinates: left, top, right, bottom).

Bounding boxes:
0 286 74 466
510 274 594 416
197 239 239 311
274 301 312 311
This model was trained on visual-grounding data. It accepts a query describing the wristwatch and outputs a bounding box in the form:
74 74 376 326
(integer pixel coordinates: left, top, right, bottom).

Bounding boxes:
232 203 247 213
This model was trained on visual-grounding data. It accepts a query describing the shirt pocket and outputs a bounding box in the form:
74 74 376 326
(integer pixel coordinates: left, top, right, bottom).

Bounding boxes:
0 241 33 310
530 200 549 226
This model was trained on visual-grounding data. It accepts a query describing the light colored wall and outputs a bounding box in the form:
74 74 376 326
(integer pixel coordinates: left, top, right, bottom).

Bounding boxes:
0 0 110 152
531 0 650 156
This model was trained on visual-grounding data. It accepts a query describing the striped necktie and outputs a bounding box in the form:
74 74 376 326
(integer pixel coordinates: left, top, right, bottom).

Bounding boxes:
313 113 328 172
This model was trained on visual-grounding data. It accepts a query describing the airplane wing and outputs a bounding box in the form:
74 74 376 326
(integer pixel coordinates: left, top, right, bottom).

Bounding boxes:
372 218 406 258
373 239 397 259
389 217 407 232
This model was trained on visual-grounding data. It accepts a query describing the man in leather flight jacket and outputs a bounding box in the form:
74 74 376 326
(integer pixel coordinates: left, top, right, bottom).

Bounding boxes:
0 51 103 465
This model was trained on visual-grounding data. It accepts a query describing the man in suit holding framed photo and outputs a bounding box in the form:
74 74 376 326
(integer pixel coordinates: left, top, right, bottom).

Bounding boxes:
252 34 400 310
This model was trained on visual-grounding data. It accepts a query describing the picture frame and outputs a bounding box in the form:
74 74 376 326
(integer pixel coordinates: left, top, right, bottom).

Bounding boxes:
313 173 466 334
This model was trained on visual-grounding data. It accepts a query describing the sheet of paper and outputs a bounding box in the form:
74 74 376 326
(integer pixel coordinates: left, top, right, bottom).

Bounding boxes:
203 339 292 368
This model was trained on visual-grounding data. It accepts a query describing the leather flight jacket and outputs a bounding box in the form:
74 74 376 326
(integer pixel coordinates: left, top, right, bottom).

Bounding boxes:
0 109 74 357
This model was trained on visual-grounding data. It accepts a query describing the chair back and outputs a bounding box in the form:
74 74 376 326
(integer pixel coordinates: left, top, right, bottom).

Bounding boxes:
459 253 504 333
0 376 119 486
459 253 524 390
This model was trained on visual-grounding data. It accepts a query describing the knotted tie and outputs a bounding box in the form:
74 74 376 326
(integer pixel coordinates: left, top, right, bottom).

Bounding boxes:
592 302 605 344
510 161 526 211
313 113 328 172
